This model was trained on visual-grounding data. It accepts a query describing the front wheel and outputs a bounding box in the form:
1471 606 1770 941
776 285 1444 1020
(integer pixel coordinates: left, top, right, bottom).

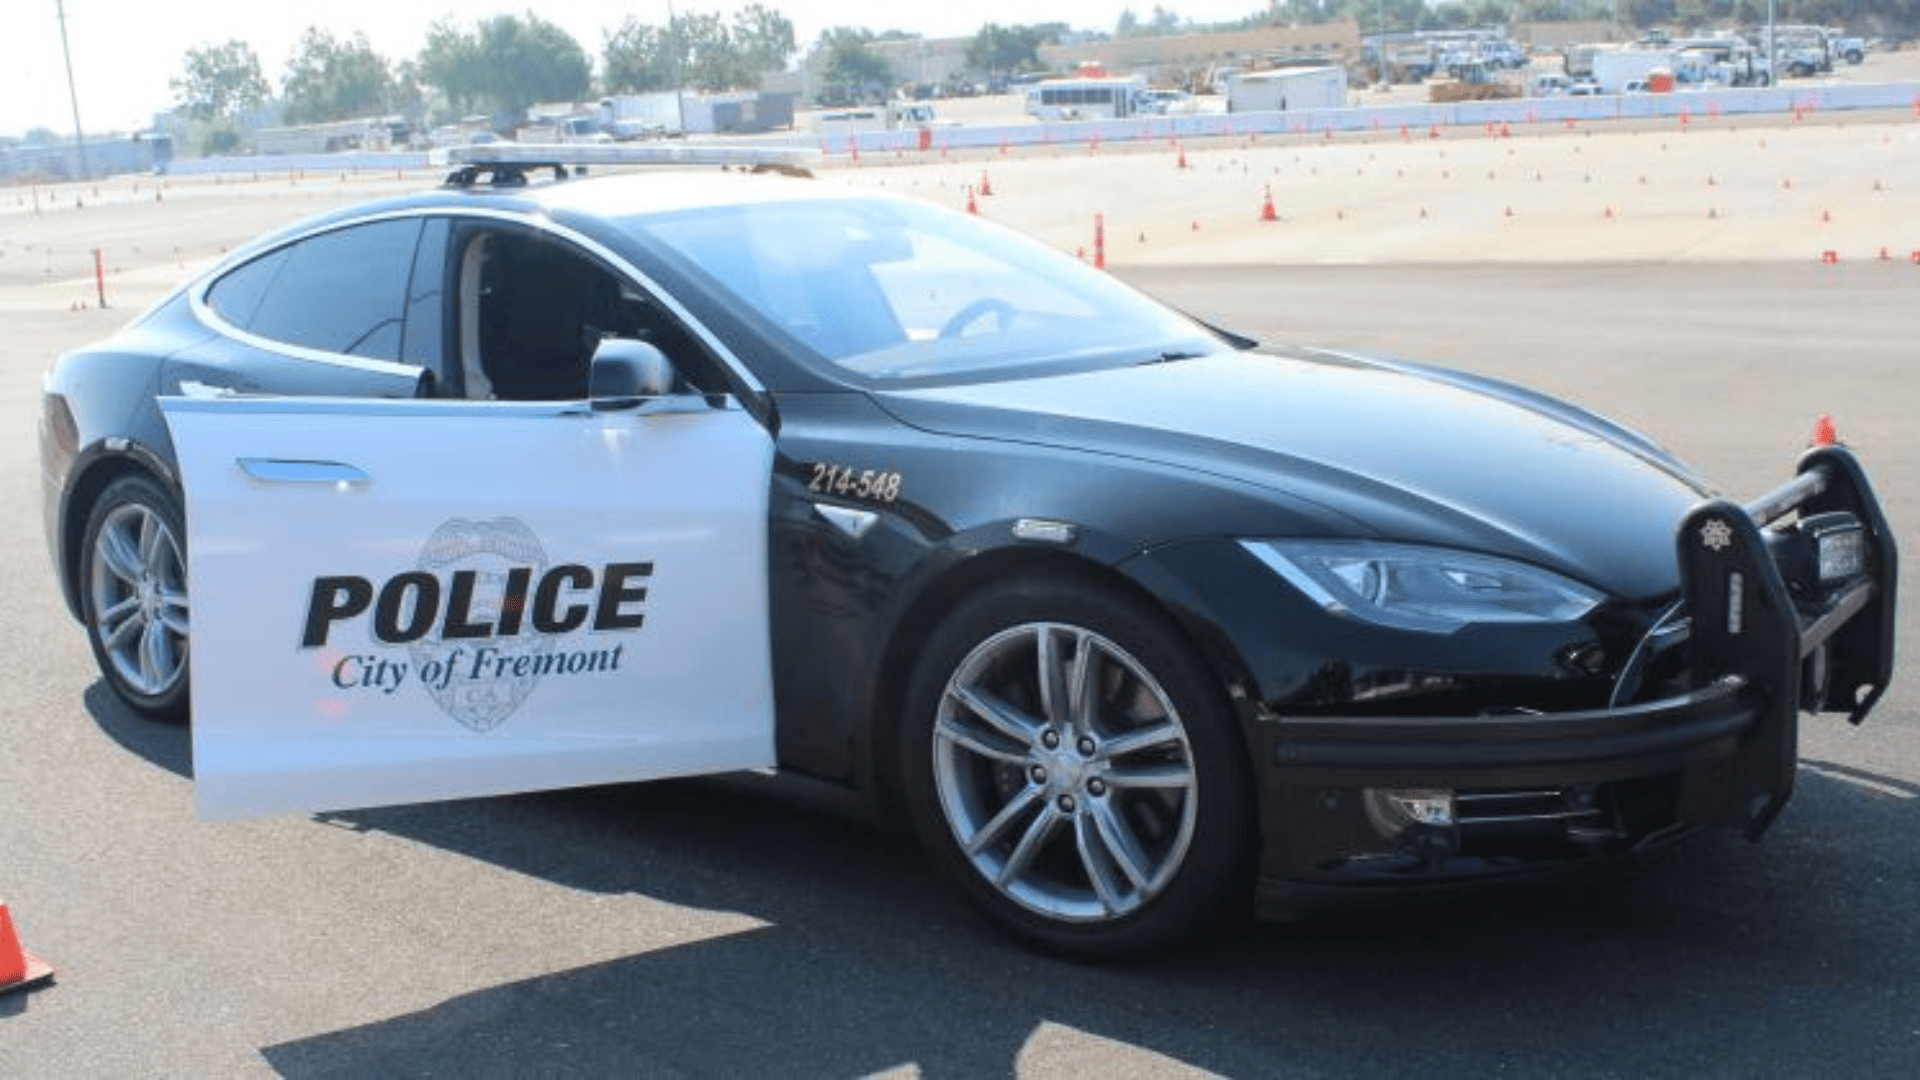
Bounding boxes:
900 578 1252 958
79 474 191 721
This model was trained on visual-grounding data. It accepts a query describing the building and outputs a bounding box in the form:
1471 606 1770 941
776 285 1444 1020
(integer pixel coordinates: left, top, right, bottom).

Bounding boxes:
1041 21 1363 86
0 132 173 181
682 91 795 134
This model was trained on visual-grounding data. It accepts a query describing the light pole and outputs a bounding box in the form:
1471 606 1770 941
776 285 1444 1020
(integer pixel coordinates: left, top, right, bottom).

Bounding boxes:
1767 0 1777 87
1378 0 1386 86
54 0 89 180
668 0 687 135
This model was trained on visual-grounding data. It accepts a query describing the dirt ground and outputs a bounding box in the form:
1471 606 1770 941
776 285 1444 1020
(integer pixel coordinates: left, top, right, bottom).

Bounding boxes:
4 53 1919 312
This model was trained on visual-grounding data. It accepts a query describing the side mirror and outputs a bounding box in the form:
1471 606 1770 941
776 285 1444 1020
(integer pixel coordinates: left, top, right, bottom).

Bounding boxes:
588 338 674 410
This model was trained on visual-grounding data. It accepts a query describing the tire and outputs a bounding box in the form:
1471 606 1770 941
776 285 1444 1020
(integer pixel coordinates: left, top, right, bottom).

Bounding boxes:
79 474 190 721
1846 51 1863 65
900 577 1252 959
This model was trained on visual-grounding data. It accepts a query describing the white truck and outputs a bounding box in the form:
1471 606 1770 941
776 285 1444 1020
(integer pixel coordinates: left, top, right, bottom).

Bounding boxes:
599 93 685 139
1591 47 1677 94
1671 38 1772 87
812 101 958 142
1757 26 1834 77
1226 67 1347 113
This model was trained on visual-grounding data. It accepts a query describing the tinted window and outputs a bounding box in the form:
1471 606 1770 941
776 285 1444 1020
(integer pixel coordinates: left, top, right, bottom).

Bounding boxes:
229 219 424 361
204 247 290 329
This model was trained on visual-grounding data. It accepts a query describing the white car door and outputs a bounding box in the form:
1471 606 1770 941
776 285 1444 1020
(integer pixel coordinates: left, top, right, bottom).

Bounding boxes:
161 394 775 820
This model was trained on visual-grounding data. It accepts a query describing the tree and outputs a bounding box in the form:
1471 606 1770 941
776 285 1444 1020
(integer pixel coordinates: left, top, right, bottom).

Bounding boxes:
282 28 394 125
603 17 676 93
677 10 746 91
172 40 270 121
390 60 429 125
479 13 592 113
419 19 486 116
965 24 1055 77
603 5 795 95
1466 0 1517 25
818 27 893 99
418 13 590 119
733 4 796 76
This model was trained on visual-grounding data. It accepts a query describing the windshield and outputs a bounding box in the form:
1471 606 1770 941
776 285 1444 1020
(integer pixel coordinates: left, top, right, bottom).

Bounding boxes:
620 194 1220 385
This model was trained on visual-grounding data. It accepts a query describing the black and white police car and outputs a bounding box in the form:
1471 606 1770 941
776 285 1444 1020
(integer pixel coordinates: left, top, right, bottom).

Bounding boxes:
40 146 1898 957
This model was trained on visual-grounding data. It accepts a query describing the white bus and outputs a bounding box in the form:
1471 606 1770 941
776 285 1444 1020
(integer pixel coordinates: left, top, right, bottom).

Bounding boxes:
1023 77 1151 121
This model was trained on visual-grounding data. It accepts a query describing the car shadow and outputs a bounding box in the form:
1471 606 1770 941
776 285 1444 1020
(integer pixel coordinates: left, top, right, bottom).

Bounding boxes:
84 680 192 778
256 757 1918 1076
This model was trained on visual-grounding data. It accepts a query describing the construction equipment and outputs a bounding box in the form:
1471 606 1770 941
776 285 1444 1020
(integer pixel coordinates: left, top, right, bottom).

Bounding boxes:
1429 63 1521 103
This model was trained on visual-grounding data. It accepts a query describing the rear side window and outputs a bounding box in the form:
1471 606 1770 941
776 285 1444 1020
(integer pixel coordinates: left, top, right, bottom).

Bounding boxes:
204 247 288 330
205 219 425 362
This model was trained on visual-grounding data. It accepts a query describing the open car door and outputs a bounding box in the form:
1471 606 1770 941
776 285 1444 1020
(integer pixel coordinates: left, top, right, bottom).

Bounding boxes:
161 394 775 820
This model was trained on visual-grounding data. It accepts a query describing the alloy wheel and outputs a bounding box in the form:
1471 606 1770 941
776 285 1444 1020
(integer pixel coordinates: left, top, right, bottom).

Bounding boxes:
931 622 1198 923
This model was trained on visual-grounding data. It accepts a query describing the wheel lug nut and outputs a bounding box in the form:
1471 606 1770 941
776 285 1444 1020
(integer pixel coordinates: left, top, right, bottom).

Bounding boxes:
1041 729 1060 749
1087 778 1106 796
1030 765 1048 784
1077 737 1096 756
1058 795 1077 813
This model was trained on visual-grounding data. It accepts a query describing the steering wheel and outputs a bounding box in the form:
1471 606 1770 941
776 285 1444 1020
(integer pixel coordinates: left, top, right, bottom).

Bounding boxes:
939 297 1015 339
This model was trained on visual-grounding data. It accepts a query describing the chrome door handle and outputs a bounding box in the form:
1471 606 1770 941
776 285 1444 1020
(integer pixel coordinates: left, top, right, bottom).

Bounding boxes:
235 458 371 485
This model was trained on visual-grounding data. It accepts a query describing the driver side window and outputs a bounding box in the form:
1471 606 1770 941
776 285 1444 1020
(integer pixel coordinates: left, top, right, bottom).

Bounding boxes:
453 227 721 401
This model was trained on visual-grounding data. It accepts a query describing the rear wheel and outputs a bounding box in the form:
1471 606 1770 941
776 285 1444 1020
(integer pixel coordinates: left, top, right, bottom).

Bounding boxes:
900 578 1251 959
79 474 190 721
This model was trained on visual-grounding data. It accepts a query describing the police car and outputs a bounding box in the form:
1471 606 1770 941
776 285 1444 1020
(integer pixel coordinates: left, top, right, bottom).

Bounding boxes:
39 147 1898 958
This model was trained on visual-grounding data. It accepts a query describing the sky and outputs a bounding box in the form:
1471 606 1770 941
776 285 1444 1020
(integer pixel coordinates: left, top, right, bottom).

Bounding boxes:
3 0 1275 138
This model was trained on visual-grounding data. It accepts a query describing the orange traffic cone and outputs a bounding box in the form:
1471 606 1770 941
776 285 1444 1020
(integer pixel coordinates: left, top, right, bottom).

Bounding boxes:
1260 187 1277 222
1811 415 1837 447
1 899 54 993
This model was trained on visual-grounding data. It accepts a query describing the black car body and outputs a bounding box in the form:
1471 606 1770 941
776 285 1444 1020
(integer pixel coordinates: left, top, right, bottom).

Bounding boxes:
40 151 1898 957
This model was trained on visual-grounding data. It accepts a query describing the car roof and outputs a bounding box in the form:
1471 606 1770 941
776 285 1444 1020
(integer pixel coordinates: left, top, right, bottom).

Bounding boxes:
231 165 860 262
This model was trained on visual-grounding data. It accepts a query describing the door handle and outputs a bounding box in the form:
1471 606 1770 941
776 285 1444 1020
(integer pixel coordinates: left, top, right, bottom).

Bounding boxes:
236 458 371 485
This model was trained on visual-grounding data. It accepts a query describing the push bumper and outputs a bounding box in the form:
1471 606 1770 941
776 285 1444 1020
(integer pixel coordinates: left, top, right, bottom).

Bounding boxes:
1251 446 1898 896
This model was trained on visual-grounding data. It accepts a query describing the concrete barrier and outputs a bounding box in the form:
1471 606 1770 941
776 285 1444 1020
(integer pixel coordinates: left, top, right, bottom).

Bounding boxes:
163 151 433 177
829 80 1920 156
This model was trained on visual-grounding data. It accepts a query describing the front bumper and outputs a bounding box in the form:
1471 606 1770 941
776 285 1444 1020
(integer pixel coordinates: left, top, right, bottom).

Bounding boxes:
1248 446 1897 903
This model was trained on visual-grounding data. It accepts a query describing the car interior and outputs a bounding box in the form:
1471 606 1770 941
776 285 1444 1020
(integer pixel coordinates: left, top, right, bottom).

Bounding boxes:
453 229 718 401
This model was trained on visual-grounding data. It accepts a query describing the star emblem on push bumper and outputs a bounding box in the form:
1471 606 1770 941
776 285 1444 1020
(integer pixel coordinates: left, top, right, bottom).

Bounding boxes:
1699 518 1734 552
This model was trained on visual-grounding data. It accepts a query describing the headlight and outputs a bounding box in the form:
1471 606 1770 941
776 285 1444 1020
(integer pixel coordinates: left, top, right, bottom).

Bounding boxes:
1242 540 1604 634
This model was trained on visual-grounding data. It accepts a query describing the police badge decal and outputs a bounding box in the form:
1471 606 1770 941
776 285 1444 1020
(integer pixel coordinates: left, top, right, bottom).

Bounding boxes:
411 517 554 732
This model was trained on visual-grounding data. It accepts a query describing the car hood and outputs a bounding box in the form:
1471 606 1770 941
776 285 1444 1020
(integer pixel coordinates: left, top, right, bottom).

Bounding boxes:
874 348 1717 600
